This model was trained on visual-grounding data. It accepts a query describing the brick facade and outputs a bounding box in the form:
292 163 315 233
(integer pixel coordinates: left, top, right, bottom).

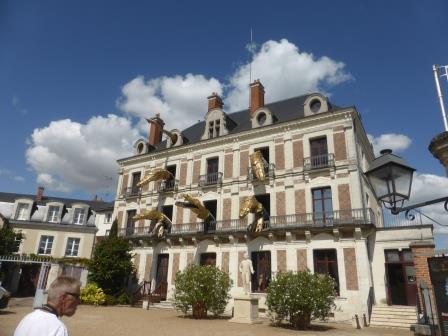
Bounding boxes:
224 151 233 179
276 192 286 216
338 184 351 210
179 161 188 186
343 248 359 290
171 253 180 283
144 254 153 281
292 138 303 168
333 128 347 161
295 190 306 214
240 150 249 177
222 251 229 274
275 141 285 170
297 249 307 271
120 174 129 196
411 241 436 309
192 159 201 184
277 249 287 272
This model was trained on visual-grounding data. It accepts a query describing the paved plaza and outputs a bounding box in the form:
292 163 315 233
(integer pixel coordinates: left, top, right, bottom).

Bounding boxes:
0 299 412 336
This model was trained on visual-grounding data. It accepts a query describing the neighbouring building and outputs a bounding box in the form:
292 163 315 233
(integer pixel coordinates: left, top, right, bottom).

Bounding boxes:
0 188 112 296
114 79 434 324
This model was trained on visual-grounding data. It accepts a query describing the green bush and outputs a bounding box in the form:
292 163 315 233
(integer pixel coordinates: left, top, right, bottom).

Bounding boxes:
266 271 336 330
174 264 232 318
117 292 130 305
80 283 106 306
104 294 118 306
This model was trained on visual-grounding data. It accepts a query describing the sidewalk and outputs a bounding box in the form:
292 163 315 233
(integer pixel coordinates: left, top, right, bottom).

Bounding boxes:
0 301 413 336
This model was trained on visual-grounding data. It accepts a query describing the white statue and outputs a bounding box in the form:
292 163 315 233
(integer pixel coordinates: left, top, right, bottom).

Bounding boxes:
239 252 254 295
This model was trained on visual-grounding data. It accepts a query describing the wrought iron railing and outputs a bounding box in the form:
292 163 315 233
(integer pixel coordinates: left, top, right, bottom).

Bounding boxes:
125 186 140 197
158 179 178 192
198 172 223 187
118 208 375 237
304 153 335 170
247 163 276 181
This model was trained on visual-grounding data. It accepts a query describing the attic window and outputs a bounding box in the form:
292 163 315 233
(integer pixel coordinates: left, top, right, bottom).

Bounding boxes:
208 120 220 139
137 143 144 154
257 112 267 126
310 99 321 113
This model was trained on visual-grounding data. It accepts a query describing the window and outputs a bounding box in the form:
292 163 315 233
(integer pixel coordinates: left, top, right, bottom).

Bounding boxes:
104 212 112 223
203 200 217 233
309 137 328 168
131 172 141 188
312 187 333 223
200 253 216 266
251 251 271 292
65 238 80 257
73 208 86 225
47 205 60 223
15 203 30 220
38 235 54 255
206 157 219 184
208 120 220 138
313 249 339 294
126 210 137 229
165 165 177 190
162 205 173 222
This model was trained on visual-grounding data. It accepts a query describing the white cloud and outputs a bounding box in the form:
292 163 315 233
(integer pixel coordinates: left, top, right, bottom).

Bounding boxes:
117 39 351 131
0 168 25 183
25 115 140 194
367 133 412 156
227 39 352 111
117 74 222 131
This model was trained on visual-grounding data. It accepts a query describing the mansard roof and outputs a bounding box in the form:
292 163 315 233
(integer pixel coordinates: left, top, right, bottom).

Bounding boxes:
146 93 340 154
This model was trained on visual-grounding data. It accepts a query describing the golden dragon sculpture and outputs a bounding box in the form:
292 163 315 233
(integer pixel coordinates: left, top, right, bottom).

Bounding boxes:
239 196 265 232
136 168 174 188
175 194 212 220
250 151 267 182
132 209 172 238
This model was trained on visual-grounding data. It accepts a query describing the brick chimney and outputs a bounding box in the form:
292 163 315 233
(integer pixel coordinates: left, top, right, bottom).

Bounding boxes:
146 113 165 146
249 79 265 116
36 186 44 201
207 92 223 111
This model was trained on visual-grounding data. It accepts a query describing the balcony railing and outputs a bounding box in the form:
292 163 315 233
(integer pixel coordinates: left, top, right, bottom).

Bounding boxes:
118 208 375 237
198 172 223 187
304 153 335 171
247 163 276 182
125 186 140 197
158 179 178 192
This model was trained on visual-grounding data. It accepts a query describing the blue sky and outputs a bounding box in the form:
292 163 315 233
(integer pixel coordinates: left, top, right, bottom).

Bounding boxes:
1 1 448 245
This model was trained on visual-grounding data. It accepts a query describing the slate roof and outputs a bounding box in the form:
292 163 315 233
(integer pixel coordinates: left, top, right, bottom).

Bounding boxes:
0 192 113 211
146 94 341 154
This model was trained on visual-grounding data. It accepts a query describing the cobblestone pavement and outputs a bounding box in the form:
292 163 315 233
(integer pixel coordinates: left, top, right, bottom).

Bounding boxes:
0 299 413 336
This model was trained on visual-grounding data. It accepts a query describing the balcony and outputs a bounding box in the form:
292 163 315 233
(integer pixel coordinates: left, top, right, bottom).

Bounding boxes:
247 163 275 182
198 172 223 187
304 153 335 171
125 186 140 198
118 208 375 238
158 179 178 192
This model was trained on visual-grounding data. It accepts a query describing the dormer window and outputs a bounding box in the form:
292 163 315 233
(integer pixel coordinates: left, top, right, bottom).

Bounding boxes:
16 203 30 220
251 108 274 128
47 205 60 223
73 208 86 225
304 94 329 117
201 94 230 140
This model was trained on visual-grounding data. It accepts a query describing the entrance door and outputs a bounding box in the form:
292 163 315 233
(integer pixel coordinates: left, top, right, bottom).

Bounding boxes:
385 249 417 306
203 200 217 234
251 251 271 292
155 254 169 301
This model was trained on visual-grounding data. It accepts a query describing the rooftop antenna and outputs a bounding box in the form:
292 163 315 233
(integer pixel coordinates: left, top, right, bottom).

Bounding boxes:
432 64 448 131
246 28 256 108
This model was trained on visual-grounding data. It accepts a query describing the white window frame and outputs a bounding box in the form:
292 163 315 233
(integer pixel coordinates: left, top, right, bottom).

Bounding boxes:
47 205 60 223
73 208 86 225
65 238 80 257
38 235 54 255
16 203 30 220
104 212 112 224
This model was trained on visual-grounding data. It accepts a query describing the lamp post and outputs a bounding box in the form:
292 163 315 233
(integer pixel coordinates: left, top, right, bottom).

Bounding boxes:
365 149 448 216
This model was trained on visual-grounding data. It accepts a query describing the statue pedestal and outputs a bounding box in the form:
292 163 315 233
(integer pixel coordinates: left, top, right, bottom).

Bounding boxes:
229 295 261 324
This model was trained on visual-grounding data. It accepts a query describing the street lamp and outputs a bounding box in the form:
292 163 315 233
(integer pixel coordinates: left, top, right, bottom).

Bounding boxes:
365 149 448 216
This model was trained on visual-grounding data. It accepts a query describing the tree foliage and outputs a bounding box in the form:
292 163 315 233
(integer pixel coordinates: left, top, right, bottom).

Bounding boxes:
173 264 232 318
108 219 118 238
88 236 135 296
0 216 23 256
266 271 336 330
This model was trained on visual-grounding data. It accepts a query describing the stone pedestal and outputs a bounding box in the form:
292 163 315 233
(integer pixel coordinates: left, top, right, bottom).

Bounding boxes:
229 295 261 324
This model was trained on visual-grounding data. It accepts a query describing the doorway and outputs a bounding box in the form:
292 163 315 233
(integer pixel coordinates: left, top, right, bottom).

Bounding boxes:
203 200 217 234
385 249 416 306
155 254 169 301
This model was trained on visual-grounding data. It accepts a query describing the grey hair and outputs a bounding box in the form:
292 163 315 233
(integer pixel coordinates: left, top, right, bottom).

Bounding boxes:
47 276 81 302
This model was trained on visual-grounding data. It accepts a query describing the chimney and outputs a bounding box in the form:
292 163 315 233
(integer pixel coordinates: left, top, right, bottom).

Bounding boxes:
207 92 223 111
146 113 165 146
249 79 265 116
36 186 44 202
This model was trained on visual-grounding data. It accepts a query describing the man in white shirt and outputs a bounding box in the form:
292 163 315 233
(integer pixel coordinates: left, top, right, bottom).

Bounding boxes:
14 276 81 336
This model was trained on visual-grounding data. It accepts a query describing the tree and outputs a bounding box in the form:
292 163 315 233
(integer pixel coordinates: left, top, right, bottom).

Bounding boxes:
266 271 336 330
173 264 232 318
88 236 135 296
0 216 23 256
108 218 118 238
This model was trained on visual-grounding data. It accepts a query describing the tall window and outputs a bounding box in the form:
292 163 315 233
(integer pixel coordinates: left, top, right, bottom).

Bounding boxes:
200 253 216 266
73 208 86 225
105 212 112 223
126 210 137 229
15 203 29 220
206 157 219 184
208 120 220 138
165 165 177 190
310 137 328 168
251 251 271 293
47 205 60 222
38 235 54 255
255 147 270 164
313 249 339 294
312 187 333 223
65 238 80 257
